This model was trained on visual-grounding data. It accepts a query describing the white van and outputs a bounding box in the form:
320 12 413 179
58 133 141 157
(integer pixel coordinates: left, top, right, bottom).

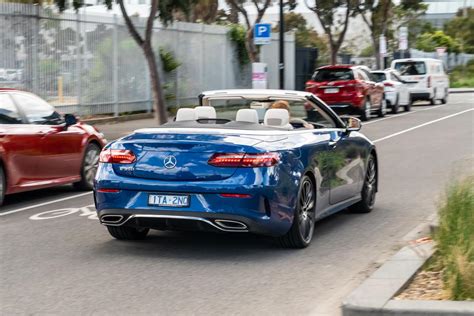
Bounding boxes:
391 58 449 104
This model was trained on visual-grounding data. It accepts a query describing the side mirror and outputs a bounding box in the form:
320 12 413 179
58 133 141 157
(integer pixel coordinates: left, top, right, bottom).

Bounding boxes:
342 116 361 132
64 114 78 128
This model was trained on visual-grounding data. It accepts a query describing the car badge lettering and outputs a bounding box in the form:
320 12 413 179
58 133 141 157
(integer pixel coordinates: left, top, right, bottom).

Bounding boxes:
164 155 177 169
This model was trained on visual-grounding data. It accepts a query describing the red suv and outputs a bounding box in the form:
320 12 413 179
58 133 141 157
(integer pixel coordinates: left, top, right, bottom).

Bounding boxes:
0 89 107 206
305 65 386 121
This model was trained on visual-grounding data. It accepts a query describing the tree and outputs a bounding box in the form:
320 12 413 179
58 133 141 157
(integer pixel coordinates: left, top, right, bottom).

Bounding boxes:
52 0 192 124
415 30 461 54
305 0 356 65
225 0 272 63
357 0 394 69
444 8 474 54
273 12 329 64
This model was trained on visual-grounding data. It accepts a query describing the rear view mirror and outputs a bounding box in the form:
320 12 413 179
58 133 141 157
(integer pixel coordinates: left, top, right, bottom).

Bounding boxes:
64 114 78 128
342 116 361 132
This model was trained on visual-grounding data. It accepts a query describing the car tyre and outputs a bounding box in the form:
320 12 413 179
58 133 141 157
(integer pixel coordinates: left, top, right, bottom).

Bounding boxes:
360 99 371 121
430 89 437 105
0 166 5 207
107 226 149 240
404 96 412 112
73 143 101 191
441 89 448 104
277 175 316 249
377 96 387 117
350 154 377 213
391 94 399 114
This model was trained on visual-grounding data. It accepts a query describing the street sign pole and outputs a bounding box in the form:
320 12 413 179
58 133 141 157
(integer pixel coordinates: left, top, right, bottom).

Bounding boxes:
279 0 284 89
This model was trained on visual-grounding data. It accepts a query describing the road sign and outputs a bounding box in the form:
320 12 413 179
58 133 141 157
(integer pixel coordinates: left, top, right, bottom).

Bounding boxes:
399 27 408 50
436 47 447 57
254 23 271 45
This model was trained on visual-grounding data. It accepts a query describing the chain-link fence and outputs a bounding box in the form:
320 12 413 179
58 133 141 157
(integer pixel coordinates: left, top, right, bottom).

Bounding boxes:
0 2 295 117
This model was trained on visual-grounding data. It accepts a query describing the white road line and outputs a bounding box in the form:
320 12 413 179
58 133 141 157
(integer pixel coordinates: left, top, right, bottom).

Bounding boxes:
373 108 473 143
364 103 449 125
0 192 92 217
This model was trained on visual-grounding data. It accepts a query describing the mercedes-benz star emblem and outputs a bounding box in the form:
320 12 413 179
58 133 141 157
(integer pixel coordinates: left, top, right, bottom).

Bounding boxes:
163 155 177 169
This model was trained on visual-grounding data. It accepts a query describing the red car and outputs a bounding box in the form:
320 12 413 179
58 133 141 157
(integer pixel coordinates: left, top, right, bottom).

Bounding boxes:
305 65 386 121
0 89 107 206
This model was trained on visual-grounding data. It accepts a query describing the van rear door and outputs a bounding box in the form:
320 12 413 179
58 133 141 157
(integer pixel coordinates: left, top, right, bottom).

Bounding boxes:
393 60 429 89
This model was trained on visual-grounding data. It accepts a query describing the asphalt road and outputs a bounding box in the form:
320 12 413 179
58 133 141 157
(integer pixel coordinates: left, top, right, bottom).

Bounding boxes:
1 94 473 316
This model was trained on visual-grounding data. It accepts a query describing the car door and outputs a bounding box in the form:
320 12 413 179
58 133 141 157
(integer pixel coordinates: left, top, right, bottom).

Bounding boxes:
300 101 364 205
0 92 43 190
11 92 85 180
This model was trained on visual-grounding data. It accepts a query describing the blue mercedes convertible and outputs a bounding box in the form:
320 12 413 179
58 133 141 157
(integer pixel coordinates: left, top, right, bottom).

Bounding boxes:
94 89 378 248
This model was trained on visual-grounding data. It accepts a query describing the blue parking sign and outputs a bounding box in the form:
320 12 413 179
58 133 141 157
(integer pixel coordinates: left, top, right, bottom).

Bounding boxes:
254 23 271 45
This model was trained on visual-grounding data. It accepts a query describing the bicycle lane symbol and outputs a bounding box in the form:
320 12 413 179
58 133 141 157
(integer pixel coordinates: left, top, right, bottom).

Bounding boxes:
29 204 98 221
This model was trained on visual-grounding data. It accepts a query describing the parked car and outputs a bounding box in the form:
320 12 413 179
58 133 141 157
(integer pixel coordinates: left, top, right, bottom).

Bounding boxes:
371 69 412 113
94 89 378 248
0 89 107 206
305 65 386 121
391 58 449 105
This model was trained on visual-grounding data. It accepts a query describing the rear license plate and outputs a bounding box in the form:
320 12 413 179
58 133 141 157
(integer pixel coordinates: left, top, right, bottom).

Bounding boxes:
148 194 190 207
325 88 339 93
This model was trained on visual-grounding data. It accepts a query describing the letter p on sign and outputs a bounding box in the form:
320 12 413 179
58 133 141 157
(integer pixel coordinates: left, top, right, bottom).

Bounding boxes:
254 23 271 45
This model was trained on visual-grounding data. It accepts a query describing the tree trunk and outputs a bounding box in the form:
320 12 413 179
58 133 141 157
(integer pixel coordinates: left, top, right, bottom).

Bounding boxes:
372 34 380 69
330 43 337 65
143 44 167 124
245 29 259 63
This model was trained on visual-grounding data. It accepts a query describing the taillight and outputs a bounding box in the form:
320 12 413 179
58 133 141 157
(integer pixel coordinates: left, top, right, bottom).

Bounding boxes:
97 188 120 193
219 193 252 198
99 149 136 164
384 82 394 87
427 76 431 88
208 153 279 168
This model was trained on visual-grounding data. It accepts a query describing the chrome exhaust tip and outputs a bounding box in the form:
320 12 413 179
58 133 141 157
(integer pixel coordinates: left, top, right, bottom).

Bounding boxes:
101 215 124 224
214 219 248 231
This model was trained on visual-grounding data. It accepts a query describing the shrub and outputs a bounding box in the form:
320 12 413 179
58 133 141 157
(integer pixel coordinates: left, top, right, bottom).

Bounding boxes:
434 176 474 300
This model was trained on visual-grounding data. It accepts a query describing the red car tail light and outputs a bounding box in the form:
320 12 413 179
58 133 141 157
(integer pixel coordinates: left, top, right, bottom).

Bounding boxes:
427 76 431 88
384 82 394 87
97 188 121 193
208 153 280 168
99 149 136 164
219 193 252 198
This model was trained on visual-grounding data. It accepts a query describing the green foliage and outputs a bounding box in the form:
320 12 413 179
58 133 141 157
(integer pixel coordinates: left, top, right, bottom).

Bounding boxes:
274 12 330 65
415 30 461 54
228 24 249 67
433 176 474 300
444 8 474 54
316 151 346 188
449 59 474 88
159 48 181 73
359 45 374 57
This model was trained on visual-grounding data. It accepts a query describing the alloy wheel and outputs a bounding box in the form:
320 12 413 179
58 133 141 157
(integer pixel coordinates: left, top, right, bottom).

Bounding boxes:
298 178 315 243
84 147 100 186
364 157 377 208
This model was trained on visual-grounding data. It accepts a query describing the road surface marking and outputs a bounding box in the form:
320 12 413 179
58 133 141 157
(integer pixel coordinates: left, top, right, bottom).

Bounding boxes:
373 108 473 143
29 205 97 221
0 192 92 217
364 103 448 125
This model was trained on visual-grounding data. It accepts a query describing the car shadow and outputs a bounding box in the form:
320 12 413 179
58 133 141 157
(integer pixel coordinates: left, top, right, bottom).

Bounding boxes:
1 185 82 209
89 208 360 261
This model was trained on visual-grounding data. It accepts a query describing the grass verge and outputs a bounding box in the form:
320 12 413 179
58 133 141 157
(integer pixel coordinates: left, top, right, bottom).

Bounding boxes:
430 176 474 300
450 59 474 88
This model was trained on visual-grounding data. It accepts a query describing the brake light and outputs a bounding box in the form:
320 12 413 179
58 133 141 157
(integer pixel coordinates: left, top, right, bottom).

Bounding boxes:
384 82 394 87
208 153 279 167
97 188 120 193
427 76 431 88
99 149 136 164
219 193 252 198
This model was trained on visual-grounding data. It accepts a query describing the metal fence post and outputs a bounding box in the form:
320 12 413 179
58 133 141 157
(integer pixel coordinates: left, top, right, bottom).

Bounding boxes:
113 14 119 117
75 13 82 113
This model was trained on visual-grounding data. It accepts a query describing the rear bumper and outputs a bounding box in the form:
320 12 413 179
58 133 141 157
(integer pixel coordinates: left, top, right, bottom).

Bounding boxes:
97 208 283 236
